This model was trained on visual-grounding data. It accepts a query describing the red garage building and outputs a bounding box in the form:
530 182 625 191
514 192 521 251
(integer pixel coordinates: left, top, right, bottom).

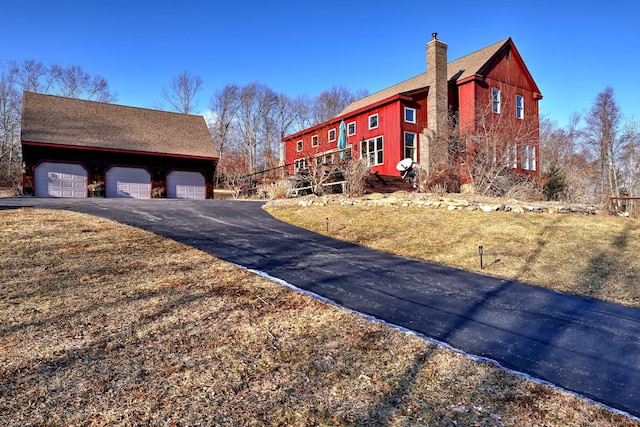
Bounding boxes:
21 92 219 199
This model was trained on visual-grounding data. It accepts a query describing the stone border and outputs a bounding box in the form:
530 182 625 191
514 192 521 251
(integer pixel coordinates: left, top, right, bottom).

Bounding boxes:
267 192 602 216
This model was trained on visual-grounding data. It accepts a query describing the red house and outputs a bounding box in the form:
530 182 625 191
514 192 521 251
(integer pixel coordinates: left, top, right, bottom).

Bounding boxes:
283 34 543 191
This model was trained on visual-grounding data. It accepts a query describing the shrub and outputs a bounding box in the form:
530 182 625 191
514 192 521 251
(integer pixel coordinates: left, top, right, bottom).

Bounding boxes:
343 159 370 197
257 179 296 199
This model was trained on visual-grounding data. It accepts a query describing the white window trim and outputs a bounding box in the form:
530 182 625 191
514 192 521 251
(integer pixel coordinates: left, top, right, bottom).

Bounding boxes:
347 121 356 136
492 88 501 114
311 134 319 147
404 132 417 161
404 107 416 124
510 145 518 169
328 128 336 142
516 95 524 120
368 113 379 130
361 135 384 166
521 145 536 171
294 158 308 172
296 140 303 152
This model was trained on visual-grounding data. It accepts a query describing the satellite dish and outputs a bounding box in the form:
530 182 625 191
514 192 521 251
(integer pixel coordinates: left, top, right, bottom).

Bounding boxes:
396 158 414 172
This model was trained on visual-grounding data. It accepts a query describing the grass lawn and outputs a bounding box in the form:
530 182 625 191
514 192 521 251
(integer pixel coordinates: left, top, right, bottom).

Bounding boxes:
1 207 638 426
266 201 640 309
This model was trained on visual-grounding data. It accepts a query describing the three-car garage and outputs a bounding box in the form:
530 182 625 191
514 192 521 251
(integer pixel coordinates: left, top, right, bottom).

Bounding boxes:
21 92 219 200
33 162 207 200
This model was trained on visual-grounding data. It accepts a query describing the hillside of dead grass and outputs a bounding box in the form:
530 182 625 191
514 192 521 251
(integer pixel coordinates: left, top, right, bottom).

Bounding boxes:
1 208 638 426
266 195 640 309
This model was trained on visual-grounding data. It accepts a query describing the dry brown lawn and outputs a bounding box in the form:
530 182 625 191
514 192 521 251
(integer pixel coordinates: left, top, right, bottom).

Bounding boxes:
266 202 640 309
1 207 638 426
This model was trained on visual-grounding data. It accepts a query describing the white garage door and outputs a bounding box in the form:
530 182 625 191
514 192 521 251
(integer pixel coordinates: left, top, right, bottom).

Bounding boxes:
34 162 87 198
166 170 206 200
105 166 151 199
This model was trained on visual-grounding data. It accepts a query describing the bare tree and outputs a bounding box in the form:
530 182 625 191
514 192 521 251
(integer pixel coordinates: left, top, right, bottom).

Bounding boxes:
209 84 241 156
620 118 640 197
216 150 251 199
9 60 49 93
538 113 599 203
50 64 117 102
584 87 624 203
460 88 540 197
236 82 277 174
310 85 368 125
162 70 203 114
0 69 22 188
272 93 300 167
0 59 118 190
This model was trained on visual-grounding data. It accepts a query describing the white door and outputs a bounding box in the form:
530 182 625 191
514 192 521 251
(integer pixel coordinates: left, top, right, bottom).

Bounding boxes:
166 170 206 200
34 162 87 198
105 166 151 199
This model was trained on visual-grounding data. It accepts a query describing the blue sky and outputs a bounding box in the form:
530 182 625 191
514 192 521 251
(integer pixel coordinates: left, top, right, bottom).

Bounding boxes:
3 1 639 127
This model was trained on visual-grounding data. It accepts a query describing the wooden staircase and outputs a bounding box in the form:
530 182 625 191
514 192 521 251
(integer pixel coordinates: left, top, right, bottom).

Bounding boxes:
365 173 415 193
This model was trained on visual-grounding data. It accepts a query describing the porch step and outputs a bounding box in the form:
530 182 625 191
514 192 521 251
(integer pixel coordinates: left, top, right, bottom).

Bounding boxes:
365 173 415 193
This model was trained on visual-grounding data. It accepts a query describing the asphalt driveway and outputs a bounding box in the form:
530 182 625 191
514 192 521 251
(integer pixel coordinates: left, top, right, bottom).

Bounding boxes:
2 197 640 418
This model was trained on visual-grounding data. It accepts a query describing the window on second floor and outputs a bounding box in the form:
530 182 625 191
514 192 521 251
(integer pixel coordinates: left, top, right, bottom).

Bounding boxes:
492 88 501 114
328 129 336 142
311 135 319 147
296 140 303 152
404 107 416 123
347 121 356 136
516 95 524 119
369 113 379 130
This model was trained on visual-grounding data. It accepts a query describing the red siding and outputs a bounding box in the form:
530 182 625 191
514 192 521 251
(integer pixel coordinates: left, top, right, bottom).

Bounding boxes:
284 38 542 182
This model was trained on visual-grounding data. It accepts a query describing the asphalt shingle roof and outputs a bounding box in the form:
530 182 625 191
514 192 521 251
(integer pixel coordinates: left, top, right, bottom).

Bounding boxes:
339 38 509 116
21 91 218 159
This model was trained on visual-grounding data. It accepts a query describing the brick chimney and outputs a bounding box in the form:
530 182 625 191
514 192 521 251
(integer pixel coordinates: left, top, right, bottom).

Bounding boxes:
427 32 447 133
421 33 448 174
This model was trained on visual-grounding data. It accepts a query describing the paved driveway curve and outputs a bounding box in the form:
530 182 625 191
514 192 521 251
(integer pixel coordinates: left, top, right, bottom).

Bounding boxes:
2 198 640 418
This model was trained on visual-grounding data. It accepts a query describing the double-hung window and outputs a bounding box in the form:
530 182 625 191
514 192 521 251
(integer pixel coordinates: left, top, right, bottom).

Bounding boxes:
347 121 356 136
509 145 518 169
361 136 384 166
404 107 416 123
516 95 524 119
492 88 501 114
521 145 536 171
368 113 379 130
294 158 308 172
404 132 417 161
